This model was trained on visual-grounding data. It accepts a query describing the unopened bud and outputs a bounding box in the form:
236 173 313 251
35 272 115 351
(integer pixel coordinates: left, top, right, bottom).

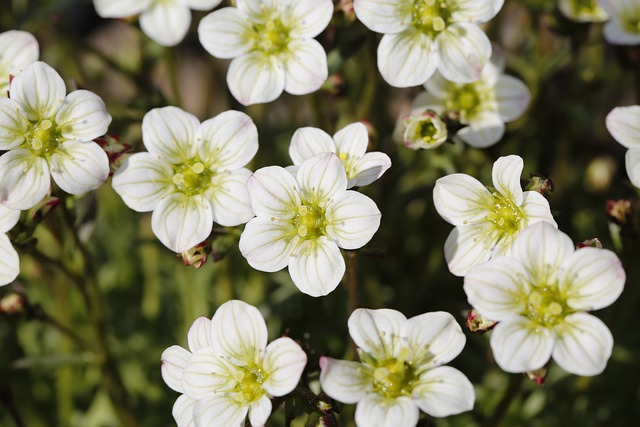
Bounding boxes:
0 293 26 315
178 241 208 269
576 238 602 249
336 0 356 22
466 308 497 333
523 173 554 197
606 199 632 225
403 110 448 150
322 73 345 96
27 196 60 224
526 367 548 386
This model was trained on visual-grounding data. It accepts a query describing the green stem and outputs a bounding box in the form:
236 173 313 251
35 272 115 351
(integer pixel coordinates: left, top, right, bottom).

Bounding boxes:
166 47 183 107
486 374 523 427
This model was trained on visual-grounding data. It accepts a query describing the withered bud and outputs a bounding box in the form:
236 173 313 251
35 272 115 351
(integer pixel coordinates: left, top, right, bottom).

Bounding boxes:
576 238 602 249
28 196 61 224
178 241 209 269
522 173 554 197
466 308 497 333
0 293 26 316
96 134 133 175
606 199 632 225
525 367 548 386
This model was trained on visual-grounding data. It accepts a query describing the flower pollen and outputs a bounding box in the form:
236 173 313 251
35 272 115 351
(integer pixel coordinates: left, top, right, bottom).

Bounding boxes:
487 191 523 234
172 160 212 196
234 364 266 403
295 203 326 238
412 0 451 36
252 7 290 55
523 284 569 327
27 119 60 155
367 348 418 399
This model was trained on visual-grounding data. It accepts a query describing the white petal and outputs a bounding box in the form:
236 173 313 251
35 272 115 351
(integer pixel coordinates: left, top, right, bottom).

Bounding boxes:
185 0 222 11
227 53 286 106
142 106 199 163
464 257 529 320
181 348 237 398
349 152 392 187
239 216 297 272
626 148 640 188
198 8 253 59
11 61 66 121
93 0 151 17
111 152 175 212
520 191 556 226
377 31 438 88
436 23 491 83
187 316 213 352
333 122 369 157
210 300 268 366
495 75 531 122
247 166 300 217
354 394 419 427
207 169 254 226
289 237 345 297
453 0 505 23
319 357 370 404
457 112 505 148
605 105 640 149
348 308 407 360
49 141 109 195
413 366 475 417
55 90 111 142
283 39 328 96
0 98 29 150
552 313 614 376
491 155 523 204
421 70 450 99
248 395 272 427
0 30 39 94
558 247 625 311
198 110 258 170
262 337 307 396
0 204 20 233
287 0 333 38
603 20 640 45
172 394 197 427
289 127 335 165
490 317 554 373
444 225 496 277
152 193 213 252
405 312 466 368
139 1 191 46
353 0 412 33
297 153 347 203
510 223 573 282
0 149 50 210
433 173 493 226
161 345 191 393
325 190 381 250
0 234 19 286
193 396 248 427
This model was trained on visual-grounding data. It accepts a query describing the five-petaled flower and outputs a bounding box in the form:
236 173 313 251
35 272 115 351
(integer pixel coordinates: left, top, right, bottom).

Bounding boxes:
433 155 557 276
320 308 475 427
0 30 39 96
353 0 504 87
93 0 223 47
597 0 640 44
0 204 20 286
240 152 382 297
288 122 391 188
162 300 307 427
112 106 258 253
464 222 625 375
605 105 640 189
559 0 608 22
198 0 334 105
0 61 111 210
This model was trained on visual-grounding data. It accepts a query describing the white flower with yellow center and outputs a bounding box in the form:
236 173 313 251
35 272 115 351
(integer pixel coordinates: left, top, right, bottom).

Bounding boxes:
353 0 504 87
0 30 39 96
402 110 448 150
93 0 222 46
598 0 640 44
559 0 608 22
605 105 640 188
198 0 334 105
413 50 530 148
433 155 557 277
320 308 475 427
0 205 20 286
239 153 382 297
0 61 111 210
176 300 307 427
288 122 391 188
464 222 625 375
112 107 258 253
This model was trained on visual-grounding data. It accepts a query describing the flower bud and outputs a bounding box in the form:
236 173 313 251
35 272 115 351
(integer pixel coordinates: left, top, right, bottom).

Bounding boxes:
522 173 554 197
178 241 208 269
0 292 26 316
403 110 448 150
466 308 497 333
576 238 602 249
526 367 548 386
606 199 632 226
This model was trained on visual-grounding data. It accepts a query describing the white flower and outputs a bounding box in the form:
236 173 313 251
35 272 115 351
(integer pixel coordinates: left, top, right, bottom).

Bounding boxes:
353 0 504 87
0 204 20 286
413 49 530 148
161 316 213 427
605 105 640 188
198 0 334 105
598 0 640 44
176 300 307 427
464 222 625 375
0 30 39 96
0 61 111 210
433 155 557 277
93 0 222 47
320 308 475 427
402 109 448 150
112 107 258 253
288 122 391 188
239 153 381 297
559 0 608 22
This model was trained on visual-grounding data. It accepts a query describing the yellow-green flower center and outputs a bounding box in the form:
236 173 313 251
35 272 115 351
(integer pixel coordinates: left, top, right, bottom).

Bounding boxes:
171 159 213 196
523 284 570 326
445 84 490 123
233 365 266 403
412 0 452 36
624 16 640 34
252 16 290 55
361 349 418 399
294 203 326 238
26 119 61 156
486 191 523 235
571 0 601 15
